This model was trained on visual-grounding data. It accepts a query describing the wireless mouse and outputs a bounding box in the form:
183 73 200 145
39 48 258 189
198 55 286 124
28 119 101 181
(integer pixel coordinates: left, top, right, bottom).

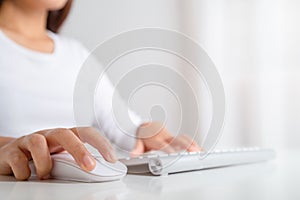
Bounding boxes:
29 153 127 182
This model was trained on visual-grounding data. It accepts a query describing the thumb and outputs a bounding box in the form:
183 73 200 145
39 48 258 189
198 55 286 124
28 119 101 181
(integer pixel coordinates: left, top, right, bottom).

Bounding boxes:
130 139 145 157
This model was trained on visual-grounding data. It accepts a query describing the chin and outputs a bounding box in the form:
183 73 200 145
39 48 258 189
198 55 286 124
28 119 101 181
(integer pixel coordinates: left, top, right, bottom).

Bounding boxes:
44 0 69 11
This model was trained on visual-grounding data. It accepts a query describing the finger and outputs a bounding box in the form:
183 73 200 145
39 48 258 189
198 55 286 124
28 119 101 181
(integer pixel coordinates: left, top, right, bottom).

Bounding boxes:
70 127 117 163
167 135 201 152
167 135 192 151
34 129 64 154
189 142 202 151
0 159 12 175
146 139 176 153
180 135 202 151
45 128 96 171
8 150 30 181
18 134 52 179
130 139 145 157
138 122 167 139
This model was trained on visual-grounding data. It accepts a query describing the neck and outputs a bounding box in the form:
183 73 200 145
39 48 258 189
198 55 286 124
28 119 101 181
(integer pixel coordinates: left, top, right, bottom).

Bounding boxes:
0 1 48 38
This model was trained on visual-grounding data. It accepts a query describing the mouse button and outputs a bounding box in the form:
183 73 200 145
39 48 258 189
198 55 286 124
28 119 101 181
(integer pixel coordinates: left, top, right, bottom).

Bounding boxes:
51 152 72 159
94 157 126 171
91 161 127 177
51 153 77 165
109 161 127 172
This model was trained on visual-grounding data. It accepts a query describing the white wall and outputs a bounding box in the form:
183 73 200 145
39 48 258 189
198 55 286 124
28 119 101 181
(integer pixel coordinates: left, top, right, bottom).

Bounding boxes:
62 0 181 50
62 0 300 151
62 0 202 141
178 0 300 150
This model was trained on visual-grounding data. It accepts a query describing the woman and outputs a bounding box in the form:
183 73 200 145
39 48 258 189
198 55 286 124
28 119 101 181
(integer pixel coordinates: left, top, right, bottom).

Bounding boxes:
0 0 200 180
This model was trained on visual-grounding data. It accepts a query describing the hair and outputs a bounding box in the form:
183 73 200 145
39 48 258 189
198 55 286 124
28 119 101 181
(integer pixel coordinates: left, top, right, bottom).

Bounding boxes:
47 0 73 33
0 0 73 33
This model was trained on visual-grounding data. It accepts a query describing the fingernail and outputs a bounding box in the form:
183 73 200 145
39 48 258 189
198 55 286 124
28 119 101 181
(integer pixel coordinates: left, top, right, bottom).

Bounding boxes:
83 154 95 170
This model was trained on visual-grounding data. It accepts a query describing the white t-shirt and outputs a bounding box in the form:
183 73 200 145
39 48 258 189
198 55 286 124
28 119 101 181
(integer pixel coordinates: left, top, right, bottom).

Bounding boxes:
0 30 141 151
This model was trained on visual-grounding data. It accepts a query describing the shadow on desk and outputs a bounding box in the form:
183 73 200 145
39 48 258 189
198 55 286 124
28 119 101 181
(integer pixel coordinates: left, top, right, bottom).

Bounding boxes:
0 161 276 200
123 162 276 195
0 175 126 200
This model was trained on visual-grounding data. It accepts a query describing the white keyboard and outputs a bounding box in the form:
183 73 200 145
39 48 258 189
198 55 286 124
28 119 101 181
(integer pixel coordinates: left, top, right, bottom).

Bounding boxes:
119 147 276 176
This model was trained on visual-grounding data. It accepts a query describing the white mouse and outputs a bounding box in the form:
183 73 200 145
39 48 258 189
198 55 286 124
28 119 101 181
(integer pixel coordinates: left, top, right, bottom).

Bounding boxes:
29 153 127 182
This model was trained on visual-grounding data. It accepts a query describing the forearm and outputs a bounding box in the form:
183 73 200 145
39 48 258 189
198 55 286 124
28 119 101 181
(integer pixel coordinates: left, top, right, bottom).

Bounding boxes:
0 137 15 147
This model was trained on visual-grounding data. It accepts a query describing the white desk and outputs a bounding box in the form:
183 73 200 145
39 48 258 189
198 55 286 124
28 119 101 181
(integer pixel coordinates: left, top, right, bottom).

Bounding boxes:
0 150 299 200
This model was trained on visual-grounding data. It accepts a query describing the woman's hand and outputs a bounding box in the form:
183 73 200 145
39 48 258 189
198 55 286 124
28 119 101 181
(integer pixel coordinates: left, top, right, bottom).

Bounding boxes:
131 122 201 156
0 127 116 180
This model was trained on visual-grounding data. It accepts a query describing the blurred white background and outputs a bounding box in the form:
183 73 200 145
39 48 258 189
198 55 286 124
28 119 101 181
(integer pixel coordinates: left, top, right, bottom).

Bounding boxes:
62 0 300 151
